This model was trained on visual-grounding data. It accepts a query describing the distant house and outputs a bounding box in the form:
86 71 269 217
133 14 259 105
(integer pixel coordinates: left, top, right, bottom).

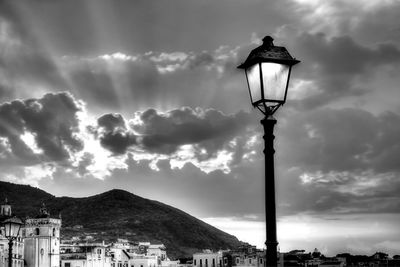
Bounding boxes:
110 247 131 267
147 244 167 261
60 244 111 267
193 250 224 267
126 253 159 267
193 246 267 267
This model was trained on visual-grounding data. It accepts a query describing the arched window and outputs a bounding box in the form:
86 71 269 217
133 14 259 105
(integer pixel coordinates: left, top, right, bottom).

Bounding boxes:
35 228 40 235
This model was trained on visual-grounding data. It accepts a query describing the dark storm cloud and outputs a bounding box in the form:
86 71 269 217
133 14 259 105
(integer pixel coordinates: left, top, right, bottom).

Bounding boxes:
96 113 136 155
279 107 400 172
187 52 215 69
355 2 400 44
276 167 400 216
0 100 40 165
93 107 255 159
296 33 400 75
97 113 126 132
287 32 400 109
133 108 254 156
22 93 83 160
271 107 400 215
0 92 83 163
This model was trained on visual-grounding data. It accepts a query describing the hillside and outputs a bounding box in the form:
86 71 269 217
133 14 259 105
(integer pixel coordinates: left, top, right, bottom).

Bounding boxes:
0 181 243 258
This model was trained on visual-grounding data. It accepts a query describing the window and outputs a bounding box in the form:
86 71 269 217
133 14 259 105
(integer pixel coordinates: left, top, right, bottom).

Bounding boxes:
35 228 40 235
206 259 208 267
194 259 197 266
65 263 71 267
200 259 203 267
259 259 263 264
249 259 252 264
236 258 240 264
212 258 215 267
52 228 56 237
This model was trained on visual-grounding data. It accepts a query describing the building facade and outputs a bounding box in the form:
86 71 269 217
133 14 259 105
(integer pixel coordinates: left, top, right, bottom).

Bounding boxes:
60 244 111 267
193 251 224 267
23 204 61 267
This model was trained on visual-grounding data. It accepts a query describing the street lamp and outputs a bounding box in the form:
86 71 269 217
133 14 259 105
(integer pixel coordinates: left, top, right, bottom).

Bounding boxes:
238 36 299 267
3 216 23 267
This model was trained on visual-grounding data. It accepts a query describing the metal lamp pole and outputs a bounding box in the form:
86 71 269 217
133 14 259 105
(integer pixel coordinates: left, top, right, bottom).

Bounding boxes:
8 239 13 267
238 36 300 267
262 116 278 267
3 217 23 267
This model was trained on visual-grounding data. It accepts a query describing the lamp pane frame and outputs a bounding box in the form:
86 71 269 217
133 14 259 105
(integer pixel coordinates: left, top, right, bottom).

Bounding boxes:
244 61 293 107
3 217 23 239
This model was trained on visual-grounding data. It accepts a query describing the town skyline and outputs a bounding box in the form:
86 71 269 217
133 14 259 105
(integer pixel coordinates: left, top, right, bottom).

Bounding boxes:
1 0 400 257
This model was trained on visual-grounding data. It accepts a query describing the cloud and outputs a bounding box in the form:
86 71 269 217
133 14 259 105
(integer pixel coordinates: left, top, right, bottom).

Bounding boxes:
1 0 400 234
0 92 83 164
93 107 254 168
272 107 400 215
288 0 400 39
275 31 400 109
133 107 254 156
2 92 399 218
279 107 400 173
96 113 137 155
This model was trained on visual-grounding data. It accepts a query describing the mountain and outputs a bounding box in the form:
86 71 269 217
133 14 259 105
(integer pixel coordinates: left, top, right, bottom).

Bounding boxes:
0 181 243 258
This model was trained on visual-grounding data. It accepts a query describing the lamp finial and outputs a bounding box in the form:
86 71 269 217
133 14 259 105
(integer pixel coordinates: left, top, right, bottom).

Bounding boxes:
262 36 274 47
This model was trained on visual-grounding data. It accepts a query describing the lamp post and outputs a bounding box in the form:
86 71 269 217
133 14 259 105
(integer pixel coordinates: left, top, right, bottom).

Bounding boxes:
3 216 23 267
238 36 299 267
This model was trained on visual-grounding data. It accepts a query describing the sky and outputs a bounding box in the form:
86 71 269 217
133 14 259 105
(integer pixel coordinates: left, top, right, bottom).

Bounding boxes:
1 0 400 257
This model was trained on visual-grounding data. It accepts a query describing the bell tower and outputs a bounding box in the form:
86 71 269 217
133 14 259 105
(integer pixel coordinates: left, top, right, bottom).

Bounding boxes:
24 203 61 267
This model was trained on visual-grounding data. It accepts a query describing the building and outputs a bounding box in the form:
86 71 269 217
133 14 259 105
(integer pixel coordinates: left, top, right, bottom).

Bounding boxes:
109 247 131 267
126 253 159 267
230 245 265 267
193 245 269 267
60 243 112 267
193 250 224 267
147 244 167 262
23 203 61 267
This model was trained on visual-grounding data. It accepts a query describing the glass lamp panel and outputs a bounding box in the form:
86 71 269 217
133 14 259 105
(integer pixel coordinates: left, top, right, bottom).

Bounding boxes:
261 62 290 102
245 63 262 104
4 221 21 238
